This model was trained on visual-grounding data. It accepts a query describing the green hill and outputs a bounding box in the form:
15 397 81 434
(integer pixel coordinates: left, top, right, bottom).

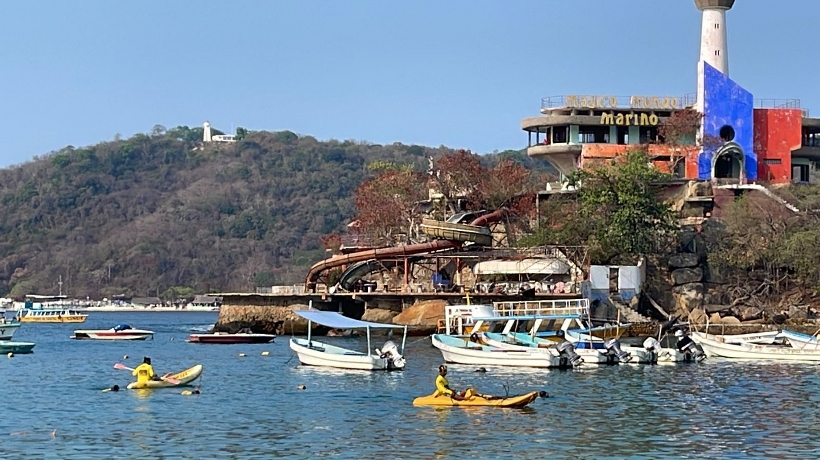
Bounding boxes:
0 127 554 298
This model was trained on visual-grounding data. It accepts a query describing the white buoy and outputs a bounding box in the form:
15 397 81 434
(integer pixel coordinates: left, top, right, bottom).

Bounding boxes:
123 355 129 360
297 384 306 390
261 351 270 356
7 352 13 358
238 353 246 357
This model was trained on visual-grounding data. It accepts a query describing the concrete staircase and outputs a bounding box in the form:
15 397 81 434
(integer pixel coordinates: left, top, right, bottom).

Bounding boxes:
608 295 653 323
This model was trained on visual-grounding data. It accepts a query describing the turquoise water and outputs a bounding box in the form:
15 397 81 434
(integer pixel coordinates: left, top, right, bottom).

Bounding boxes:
2 312 820 459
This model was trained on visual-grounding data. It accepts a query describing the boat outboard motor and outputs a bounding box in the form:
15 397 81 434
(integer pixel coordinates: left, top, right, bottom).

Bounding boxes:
604 338 632 363
642 337 662 363
679 341 706 362
675 330 706 362
555 340 584 367
376 340 406 370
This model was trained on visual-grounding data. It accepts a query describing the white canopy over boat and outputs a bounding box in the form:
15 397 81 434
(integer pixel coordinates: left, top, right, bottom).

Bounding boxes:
294 310 405 329
290 307 408 371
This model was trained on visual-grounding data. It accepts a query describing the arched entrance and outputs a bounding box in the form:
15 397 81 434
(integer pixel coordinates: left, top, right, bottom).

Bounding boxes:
711 141 745 180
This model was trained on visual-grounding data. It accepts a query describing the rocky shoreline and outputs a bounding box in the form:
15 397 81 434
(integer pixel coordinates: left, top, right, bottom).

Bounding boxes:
213 297 820 338
214 300 448 336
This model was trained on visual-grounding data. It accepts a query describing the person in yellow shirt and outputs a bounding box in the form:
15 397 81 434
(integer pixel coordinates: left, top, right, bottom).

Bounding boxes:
132 357 158 384
436 365 470 400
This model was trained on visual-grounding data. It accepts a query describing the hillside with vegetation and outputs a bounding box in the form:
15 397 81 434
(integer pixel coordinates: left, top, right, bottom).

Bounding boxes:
0 126 555 298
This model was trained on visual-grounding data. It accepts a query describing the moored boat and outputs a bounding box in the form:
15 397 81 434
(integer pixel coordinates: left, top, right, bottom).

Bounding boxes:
127 364 203 390
187 330 276 344
692 331 820 361
0 318 21 340
0 341 36 354
289 308 408 371
17 308 88 323
413 390 540 408
71 324 154 341
432 333 582 368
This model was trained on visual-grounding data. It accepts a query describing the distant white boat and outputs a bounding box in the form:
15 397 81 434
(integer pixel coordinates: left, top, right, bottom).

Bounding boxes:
71 324 154 341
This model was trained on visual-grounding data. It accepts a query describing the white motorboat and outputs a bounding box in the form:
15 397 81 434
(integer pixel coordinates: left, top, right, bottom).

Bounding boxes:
71 324 154 340
0 318 21 340
289 308 407 371
432 333 582 368
692 331 820 361
482 332 611 364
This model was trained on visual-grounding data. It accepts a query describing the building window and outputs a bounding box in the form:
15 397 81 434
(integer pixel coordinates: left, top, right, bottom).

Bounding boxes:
578 126 610 144
714 23 720 29
640 126 659 144
617 126 629 145
553 126 568 144
715 50 720 56
764 159 782 165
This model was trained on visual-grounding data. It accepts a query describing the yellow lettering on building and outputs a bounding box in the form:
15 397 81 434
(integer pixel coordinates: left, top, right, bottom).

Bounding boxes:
599 111 660 126
566 94 683 110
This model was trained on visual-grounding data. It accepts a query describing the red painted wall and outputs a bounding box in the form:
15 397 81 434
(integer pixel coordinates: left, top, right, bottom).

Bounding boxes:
754 108 803 184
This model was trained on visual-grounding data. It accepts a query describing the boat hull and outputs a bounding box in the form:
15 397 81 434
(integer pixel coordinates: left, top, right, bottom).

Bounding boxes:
486 332 624 364
289 338 403 371
187 333 275 344
692 332 820 360
413 391 539 408
127 365 203 389
432 334 572 368
0 341 36 354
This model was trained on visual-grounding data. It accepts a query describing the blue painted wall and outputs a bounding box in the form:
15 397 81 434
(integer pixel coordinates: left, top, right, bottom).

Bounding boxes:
698 62 756 181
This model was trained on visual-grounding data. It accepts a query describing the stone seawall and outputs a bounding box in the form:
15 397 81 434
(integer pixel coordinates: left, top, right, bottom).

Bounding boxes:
215 294 450 336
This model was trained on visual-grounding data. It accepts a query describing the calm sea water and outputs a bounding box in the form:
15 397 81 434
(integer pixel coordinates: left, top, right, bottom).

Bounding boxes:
2 312 819 459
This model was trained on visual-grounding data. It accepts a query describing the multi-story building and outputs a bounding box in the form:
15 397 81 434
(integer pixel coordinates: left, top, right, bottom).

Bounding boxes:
523 0 820 186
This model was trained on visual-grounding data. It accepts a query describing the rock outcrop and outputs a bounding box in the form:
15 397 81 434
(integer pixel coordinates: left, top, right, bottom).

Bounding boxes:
216 304 311 335
361 308 398 324
392 299 447 334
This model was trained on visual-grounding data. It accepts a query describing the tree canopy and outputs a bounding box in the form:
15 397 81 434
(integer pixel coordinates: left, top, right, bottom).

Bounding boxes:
0 130 554 298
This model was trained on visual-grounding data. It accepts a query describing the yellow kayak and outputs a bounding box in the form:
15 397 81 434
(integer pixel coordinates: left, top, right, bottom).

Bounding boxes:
127 364 203 390
413 391 539 408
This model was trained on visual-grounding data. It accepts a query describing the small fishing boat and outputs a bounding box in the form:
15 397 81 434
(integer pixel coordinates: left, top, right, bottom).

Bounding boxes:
0 341 36 354
432 333 582 368
187 329 276 344
413 390 541 408
692 331 820 361
71 324 154 341
289 308 408 371
127 364 203 390
0 318 21 340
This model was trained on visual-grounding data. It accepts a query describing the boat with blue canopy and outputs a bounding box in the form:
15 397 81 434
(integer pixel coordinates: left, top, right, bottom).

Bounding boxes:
290 306 408 371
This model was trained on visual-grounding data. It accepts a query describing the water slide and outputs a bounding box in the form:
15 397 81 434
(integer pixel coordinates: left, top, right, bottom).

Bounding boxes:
305 209 507 290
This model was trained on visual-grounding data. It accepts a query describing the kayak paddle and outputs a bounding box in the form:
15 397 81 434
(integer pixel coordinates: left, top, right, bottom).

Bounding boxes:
113 363 181 384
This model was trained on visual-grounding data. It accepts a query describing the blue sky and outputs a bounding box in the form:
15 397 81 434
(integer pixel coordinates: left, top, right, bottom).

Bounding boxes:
0 0 817 166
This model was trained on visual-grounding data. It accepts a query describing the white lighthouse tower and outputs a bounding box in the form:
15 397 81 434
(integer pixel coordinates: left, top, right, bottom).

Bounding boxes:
695 0 735 108
203 121 212 142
